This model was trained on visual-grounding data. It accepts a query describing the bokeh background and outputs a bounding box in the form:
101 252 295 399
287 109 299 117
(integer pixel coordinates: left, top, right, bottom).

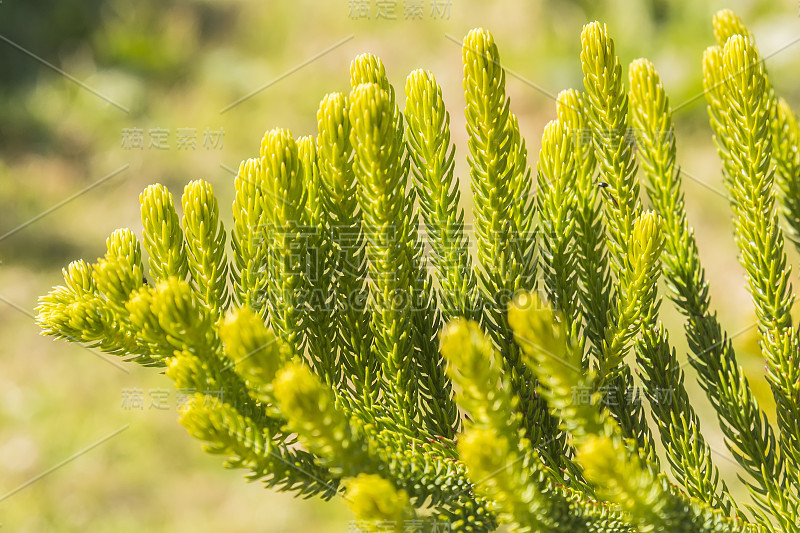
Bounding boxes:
1 0 800 531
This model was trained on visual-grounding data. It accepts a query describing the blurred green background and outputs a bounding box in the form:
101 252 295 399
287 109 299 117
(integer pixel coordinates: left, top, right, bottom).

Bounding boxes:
1 0 800 531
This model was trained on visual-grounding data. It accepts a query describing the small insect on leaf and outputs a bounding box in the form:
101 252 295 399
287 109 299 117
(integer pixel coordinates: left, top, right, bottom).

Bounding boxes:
597 182 619 207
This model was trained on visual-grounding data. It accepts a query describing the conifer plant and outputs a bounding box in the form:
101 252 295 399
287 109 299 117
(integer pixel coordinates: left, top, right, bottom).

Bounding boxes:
37 9 800 532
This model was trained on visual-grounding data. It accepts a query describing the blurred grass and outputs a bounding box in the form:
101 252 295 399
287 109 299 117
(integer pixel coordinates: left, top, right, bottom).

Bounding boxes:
1 0 800 530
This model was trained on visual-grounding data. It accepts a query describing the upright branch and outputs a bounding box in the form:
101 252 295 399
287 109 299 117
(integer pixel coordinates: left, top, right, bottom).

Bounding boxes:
580 22 653 457
405 69 479 325
404 68 465 437
704 32 800 529
231 158 269 317
349 82 419 429
297 135 340 386
556 89 611 368
536 119 580 336
462 27 561 462
259 129 308 360
316 91 375 402
629 57 736 516
181 180 230 316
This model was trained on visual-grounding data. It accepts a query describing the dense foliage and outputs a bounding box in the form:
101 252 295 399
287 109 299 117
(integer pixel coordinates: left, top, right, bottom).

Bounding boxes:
37 9 800 532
